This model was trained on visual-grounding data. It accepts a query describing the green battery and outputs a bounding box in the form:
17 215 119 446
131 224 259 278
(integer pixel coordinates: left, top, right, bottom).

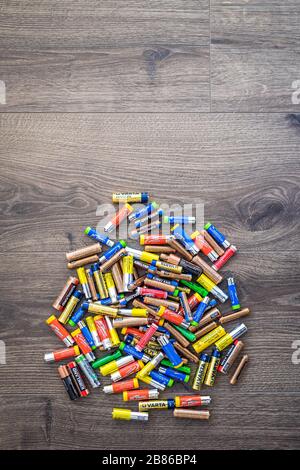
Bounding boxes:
160 359 191 375
180 280 209 297
91 350 122 369
173 324 196 343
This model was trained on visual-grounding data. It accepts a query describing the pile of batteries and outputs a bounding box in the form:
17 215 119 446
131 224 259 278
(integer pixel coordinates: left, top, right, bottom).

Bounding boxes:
45 192 250 422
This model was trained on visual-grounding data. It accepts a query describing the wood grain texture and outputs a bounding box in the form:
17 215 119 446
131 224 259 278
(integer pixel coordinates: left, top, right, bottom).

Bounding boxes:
0 113 299 252
0 114 300 449
0 1 209 111
211 0 300 111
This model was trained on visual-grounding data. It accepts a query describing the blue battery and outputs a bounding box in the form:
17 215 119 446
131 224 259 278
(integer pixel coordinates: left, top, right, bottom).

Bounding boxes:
204 222 230 248
84 226 114 247
227 277 241 310
158 366 189 383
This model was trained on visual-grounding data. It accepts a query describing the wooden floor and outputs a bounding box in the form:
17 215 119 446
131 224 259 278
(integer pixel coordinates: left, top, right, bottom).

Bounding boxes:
0 1 300 450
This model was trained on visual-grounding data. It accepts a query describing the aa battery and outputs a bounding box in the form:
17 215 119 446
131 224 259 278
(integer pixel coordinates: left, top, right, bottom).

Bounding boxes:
123 389 159 402
75 354 101 388
58 365 79 400
66 243 102 262
173 409 210 420
230 354 248 385
68 361 89 397
138 399 175 411
192 353 210 390
204 349 221 386
58 290 83 324
192 325 226 354
103 378 139 394
174 395 211 408
52 276 79 312
219 340 244 374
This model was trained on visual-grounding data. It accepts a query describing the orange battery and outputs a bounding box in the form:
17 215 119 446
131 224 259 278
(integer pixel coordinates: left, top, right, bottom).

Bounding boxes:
175 395 211 408
71 329 95 362
103 378 139 394
46 315 74 347
110 360 144 382
123 388 160 401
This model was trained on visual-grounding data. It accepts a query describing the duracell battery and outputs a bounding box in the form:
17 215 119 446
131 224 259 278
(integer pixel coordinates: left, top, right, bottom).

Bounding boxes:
100 248 126 272
201 230 225 257
168 239 193 261
144 245 176 254
52 276 79 312
67 362 89 397
58 365 79 400
143 296 180 312
163 322 190 348
144 277 176 293
66 243 102 262
192 255 223 285
174 342 199 363
189 308 221 332
111 262 124 293
86 268 98 301
194 321 218 339
67 254 99 269
230 354 248 385
219 308 250 325
173 409 210 420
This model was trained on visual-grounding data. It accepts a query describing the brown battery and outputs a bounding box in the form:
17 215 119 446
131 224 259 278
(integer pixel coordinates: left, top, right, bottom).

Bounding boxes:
194 321 218 339
201 230 225 257
144 277 176 293
132 299 160 318
128 275 147 291
174 342 199 363
111 262 124 293
164 322 190 348
52 276 79 311
66 243 102 262
133 266 139 280
192 255 222 285
189 308 221 332
99 248 126 272
143 297 180 312
113 317 149 329
173 409 210 420
86 268 98 301
219 308 250 325
155 270 192 282
145 245 176 254
220 340 244 374
168 240 193 261
230 354 248 385
67 254 99 269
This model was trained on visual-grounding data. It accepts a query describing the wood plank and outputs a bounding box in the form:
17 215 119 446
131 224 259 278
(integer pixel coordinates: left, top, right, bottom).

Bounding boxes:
0 1 209 49
211 1 300 111
0 1 209 111
0 113 299 252
0 47 209 112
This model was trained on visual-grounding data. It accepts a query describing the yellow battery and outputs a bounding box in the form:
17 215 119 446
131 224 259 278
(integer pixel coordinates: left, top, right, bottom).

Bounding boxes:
138 400 171 411
140 251 159 264
192 326 226 353
192 356 210 391
87 303 118 318
77 267 88 285
196 273 216 292
58 294 81 324
93 269 108 299
104 272 115 289
122 255 134 274
214 333 235 351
